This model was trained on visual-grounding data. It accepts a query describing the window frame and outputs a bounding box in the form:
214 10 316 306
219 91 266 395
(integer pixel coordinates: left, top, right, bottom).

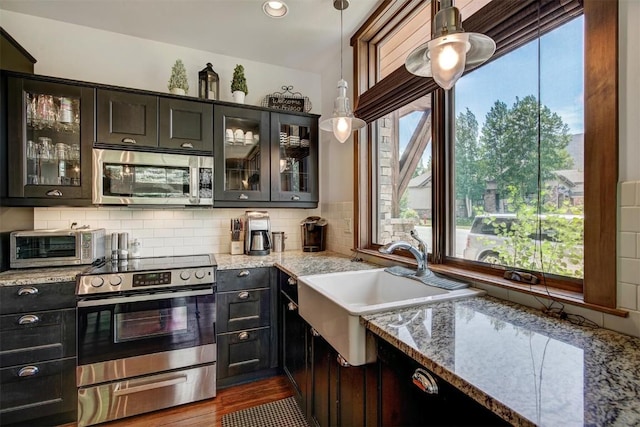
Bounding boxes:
352 0 619 312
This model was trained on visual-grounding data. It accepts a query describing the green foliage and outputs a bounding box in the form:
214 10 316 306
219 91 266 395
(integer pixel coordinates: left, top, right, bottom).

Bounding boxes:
455 108 485 217
483 202 584 278
401 208 419 220
231 64 248 94
168 59 189 92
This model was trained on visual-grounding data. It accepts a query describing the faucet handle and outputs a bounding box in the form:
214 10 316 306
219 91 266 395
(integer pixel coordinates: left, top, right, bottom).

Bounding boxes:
410 229 427 252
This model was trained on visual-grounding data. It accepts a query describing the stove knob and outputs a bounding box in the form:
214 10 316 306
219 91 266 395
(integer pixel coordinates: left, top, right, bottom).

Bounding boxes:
180 271 191 280
90 277 104 288
109 275 123 286
195 270 206 280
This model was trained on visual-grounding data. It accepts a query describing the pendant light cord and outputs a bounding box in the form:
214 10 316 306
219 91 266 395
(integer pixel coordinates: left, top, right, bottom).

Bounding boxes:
340 7 344 80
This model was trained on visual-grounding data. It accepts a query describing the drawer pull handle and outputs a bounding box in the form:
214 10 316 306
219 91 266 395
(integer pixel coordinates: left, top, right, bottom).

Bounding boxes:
113 375 187 397
287 302 297 311
46 189 63 197
180 142 194 149
122 137 137 144
238 331 249 340
291 195 300 201
18 314 40 325
311 328 320 337
18 287 39 296
238 193 249 200
237 270 250 277
412 368 438 395
337 354 350 368
287 277 297 286
238 291 250 300
18 366 39 377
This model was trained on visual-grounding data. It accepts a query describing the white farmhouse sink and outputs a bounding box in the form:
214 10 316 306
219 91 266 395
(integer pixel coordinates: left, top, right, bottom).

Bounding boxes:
298 268 484 366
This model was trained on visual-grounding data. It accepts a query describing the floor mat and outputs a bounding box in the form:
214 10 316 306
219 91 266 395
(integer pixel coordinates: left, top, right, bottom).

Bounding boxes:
222 396 309 427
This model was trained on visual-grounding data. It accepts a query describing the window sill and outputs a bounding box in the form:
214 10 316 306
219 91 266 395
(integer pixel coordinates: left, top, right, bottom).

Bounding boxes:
357 249 628 318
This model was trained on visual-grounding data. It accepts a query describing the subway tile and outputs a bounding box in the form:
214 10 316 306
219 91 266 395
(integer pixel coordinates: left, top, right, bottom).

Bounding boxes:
144 238 166 248
131 229 154 239
131 210 155 220
619 282 639 310
507 290 551 311
109 210 132 220
603 310 640 339
121 220 144 229
153 246 174 257
620 207 640 232
620 232 638 258
33 220 47 229
85 210 111 220
152 210 175 220
637 234 640 258
180 228 195 237
98 220 122 230
620 258 640 284
153 228 174 238
172 210 194 220
47 220 70 229
163 237 184 248
35 210 60 221
637 181 640 206
620 181 637 206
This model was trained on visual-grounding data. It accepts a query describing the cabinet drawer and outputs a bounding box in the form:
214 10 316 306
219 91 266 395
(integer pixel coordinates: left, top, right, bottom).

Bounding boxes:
217 327 271 379
0 281 76 315
217 288 270 333
217 267 270 292
0 308 76 367
0 357 76 426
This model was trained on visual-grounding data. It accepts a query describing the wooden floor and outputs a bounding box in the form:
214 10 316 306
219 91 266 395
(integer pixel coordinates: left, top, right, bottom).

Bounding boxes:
60 375 294 427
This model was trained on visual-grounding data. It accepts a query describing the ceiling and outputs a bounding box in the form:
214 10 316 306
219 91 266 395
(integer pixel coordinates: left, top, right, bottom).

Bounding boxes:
0 0 382 73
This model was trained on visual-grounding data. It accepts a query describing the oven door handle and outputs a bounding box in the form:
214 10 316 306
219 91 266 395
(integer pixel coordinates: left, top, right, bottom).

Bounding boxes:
113 374 188 397
77 288 213 307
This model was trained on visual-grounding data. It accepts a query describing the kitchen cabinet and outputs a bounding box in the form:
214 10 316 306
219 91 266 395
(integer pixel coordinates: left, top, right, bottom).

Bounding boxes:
214 105 319 208
97 89 213 153
0 281 77 426
3 73 94 205
376 338 509 426
216 267 278 388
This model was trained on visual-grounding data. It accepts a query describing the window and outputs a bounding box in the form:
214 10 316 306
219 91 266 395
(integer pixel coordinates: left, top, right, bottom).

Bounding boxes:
352 0 617 308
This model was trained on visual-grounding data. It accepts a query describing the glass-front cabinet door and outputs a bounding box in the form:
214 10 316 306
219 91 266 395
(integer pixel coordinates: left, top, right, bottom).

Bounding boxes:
6 76 94 203
214 105 270 203
270 113 318 203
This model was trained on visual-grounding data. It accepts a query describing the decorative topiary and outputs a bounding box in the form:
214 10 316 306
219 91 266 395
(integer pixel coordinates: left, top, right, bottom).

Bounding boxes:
168 59 189 93
231 64 248 95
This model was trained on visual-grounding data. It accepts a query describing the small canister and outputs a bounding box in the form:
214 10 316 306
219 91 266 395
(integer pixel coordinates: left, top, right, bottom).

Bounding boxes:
272 231 285 253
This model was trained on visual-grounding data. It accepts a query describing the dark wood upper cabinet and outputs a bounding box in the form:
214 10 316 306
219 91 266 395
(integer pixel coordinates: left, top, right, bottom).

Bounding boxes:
159 97 213 153
96 89 158 148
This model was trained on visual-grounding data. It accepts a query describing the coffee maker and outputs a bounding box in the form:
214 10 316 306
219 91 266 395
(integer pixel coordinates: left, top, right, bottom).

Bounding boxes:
245 211 271 256
301 216 327 252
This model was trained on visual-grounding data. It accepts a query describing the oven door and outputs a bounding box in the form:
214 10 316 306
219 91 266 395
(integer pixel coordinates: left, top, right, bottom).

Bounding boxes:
77 287 215 369
92 149 213 206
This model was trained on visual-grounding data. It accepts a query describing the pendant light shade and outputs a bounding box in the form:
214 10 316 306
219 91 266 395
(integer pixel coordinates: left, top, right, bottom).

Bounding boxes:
320 0 365 143
405 0 495 90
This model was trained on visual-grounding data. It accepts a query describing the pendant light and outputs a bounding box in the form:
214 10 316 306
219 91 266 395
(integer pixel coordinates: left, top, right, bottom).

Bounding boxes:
405 0 496 90
320 0 365 143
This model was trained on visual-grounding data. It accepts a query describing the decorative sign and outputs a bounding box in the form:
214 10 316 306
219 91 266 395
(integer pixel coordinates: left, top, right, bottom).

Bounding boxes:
267 96 305 112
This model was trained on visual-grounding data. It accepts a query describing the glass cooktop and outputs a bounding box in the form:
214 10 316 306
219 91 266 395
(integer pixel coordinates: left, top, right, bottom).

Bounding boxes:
85 254 216 275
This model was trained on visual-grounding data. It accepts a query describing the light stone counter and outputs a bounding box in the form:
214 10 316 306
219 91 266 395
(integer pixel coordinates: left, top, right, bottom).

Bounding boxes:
0 265 91 286
362 295 640 426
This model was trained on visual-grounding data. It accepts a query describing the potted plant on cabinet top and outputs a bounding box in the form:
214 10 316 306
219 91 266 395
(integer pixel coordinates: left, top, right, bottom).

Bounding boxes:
231 64 248 104
168 59 189 95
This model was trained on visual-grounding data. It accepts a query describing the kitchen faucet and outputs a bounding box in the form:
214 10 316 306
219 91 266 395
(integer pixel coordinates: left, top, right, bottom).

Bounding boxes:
378 229 428 276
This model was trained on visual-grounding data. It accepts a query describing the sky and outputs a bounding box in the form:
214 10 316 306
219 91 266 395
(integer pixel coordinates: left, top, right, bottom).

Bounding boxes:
399 16 585 160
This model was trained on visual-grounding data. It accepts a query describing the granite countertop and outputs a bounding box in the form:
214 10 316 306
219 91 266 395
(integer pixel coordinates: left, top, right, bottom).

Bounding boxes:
0 265 92 286
363 295 640 427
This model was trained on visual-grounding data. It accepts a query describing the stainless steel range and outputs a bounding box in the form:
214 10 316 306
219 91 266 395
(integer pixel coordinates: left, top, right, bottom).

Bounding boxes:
76 254 217 427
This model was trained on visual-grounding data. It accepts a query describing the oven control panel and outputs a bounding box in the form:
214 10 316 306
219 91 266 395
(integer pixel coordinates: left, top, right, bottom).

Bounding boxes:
133 272 171 287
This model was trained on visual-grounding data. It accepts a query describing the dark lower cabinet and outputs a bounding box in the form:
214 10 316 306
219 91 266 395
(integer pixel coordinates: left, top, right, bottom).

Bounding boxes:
280 291 308 410
217 326 272 379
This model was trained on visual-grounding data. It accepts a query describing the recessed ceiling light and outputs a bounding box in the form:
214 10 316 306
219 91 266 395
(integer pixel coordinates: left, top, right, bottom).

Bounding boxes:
263 1 288 18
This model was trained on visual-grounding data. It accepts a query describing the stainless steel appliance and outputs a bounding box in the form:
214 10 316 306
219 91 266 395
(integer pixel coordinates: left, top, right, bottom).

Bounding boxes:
301 216 327 252
10 228 105 269
92 148 213 206
245 211 271 255
76 254 217 427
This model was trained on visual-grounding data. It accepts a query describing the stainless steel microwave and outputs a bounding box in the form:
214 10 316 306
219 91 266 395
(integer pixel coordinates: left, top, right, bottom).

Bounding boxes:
92 149 213 206
10 228 105 269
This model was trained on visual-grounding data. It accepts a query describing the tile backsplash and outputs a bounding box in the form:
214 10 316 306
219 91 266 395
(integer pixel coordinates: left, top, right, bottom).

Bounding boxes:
34 207 319 258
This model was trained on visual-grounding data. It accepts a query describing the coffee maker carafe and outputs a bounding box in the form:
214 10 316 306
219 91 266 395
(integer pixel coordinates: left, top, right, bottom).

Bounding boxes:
245 211 271 256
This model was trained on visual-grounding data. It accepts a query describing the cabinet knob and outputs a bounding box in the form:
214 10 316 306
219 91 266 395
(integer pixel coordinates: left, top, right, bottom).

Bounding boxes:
412 368 439 395
287 277 297 286
18 314 40 325
291 195 300 201
238 193 249 200
336 354 351 368
287 302 297 311
17 287 38 296
238 331 249 340
45 189 63 197
180 142 194 149
238 291 250 300
122 137 137 144
18 366 39 377
237 270 250 277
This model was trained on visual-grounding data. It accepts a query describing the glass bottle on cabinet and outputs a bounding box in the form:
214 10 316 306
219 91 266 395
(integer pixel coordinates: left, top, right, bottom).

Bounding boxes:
214 105 270 203
270 113 318 203
6 76 94 203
